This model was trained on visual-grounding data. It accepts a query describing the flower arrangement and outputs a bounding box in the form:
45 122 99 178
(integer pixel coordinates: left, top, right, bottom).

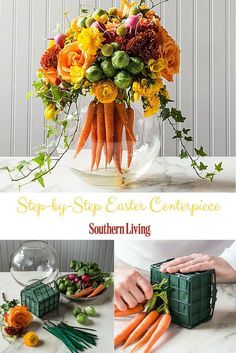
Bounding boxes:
3 0 223 187
0 293 39 346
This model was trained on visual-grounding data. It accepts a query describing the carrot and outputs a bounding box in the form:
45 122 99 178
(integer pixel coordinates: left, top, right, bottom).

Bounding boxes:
114 304 144 317
95 103 106 169
114 312 146 348
123 310 159 348
71 287 94 298
104 102 115 164
115 102 136 143
130 315 163 353
113 106 123 174
126 107 134 168
143 313 172 353
90 114 97 171
74 101 96 157
87 283 105 298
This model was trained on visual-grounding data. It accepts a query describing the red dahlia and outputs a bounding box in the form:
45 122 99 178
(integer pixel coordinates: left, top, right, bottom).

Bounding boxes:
40 44 61 70
126 29 162 61
4 326 23 337
136 18 159 33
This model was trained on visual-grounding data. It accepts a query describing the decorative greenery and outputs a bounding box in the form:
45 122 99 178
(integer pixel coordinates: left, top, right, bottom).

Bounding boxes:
159 93 223 181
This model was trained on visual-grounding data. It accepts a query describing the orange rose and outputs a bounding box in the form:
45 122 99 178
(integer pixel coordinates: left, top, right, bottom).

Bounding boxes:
38 67 59 85
155 19 180 82
161 38 180 82
5 306 33 329
57 42 86 82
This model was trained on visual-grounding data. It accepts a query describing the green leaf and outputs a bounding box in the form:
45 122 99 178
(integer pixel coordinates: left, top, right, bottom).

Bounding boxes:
33 152 46 167
194 146 207 157
171 108 186 123
198 162 208 171
64 135 69 148
161 108 171 121
180 149 188 159
34 172 45 188
215 162 223 172
51 85 63 102
45 125 60 139
206 173 215 182
184 136 193 142
183 128 191 135
173 130 182 139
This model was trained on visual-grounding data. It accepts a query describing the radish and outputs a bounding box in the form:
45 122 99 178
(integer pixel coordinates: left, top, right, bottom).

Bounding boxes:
91 21 106 33
68 274 76 281
125 14 142 30
82 274 91 282
54 33 66 48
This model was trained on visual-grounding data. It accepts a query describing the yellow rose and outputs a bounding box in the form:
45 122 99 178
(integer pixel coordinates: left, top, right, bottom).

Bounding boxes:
44 104 57 120
92 80 118 103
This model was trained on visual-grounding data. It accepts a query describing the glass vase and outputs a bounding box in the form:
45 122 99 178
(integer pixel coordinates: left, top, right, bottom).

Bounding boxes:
70 96 161 187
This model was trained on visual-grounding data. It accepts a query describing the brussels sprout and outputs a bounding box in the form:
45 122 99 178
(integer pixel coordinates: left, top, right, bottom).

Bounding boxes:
85 17 95 28
101 59 118 78
114 70 133 89
73 306 82 317
76 313 88 325
111 42 120 52
112 51 130 69
58 283 67 293
85 65 103 82
84 306 96 317
64 280 72 287
66 290 74 296
101 44 114 57
56 278 65 286
92 9 107 20
127 57 144 75
108 7 118 16
116 25 128 37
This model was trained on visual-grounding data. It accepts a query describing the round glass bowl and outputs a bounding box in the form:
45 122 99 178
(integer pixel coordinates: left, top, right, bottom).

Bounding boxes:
10 241 59 287
70 97 161 187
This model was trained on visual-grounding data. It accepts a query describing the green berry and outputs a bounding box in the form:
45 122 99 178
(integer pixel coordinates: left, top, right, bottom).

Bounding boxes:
101 44 114 57
116 25 128 37
108 7 118 16
129 5 141 15
85 17 95 28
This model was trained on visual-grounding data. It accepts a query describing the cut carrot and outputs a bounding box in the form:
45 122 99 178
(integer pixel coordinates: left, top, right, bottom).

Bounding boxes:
104 102 115 164
115 102 136 143
114 304 144 317
126 107 134 168
143 313 172 353
87 283 105 298
71 287 94 298
130 315 163 353
74 101 96 157
90 114 97 171
113 106 123 174
123 310 159 348
114 312 146 348
95 103 106 169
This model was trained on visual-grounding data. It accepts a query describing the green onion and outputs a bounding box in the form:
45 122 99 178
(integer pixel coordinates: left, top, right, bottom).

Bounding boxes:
43 321 98 352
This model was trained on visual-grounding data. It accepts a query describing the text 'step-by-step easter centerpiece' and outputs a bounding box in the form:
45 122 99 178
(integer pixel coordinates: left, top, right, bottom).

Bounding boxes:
5 0 223 188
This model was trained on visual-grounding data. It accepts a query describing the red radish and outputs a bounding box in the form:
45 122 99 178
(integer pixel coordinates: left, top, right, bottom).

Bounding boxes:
54 33 66 48
125 14 142 30
91 22 106 32
68 274 76 281
82 275 91 282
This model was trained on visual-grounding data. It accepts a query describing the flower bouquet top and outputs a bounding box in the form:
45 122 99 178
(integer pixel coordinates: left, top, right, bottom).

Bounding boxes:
2 0 222 187
40 0 179 118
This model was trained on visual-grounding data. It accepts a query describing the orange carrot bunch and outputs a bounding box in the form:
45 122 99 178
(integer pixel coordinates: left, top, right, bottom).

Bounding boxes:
74 100 136 174
114 279 171 352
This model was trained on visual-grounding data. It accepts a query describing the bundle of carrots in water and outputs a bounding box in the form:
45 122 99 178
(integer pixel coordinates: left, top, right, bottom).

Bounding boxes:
114 279 171 353
74 100 136 174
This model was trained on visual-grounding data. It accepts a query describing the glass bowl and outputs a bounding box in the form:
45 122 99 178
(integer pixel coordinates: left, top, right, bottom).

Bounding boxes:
10 241 59 287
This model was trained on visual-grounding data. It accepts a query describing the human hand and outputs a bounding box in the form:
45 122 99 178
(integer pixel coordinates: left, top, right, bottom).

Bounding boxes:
161 253 236 282
114 270 153 311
